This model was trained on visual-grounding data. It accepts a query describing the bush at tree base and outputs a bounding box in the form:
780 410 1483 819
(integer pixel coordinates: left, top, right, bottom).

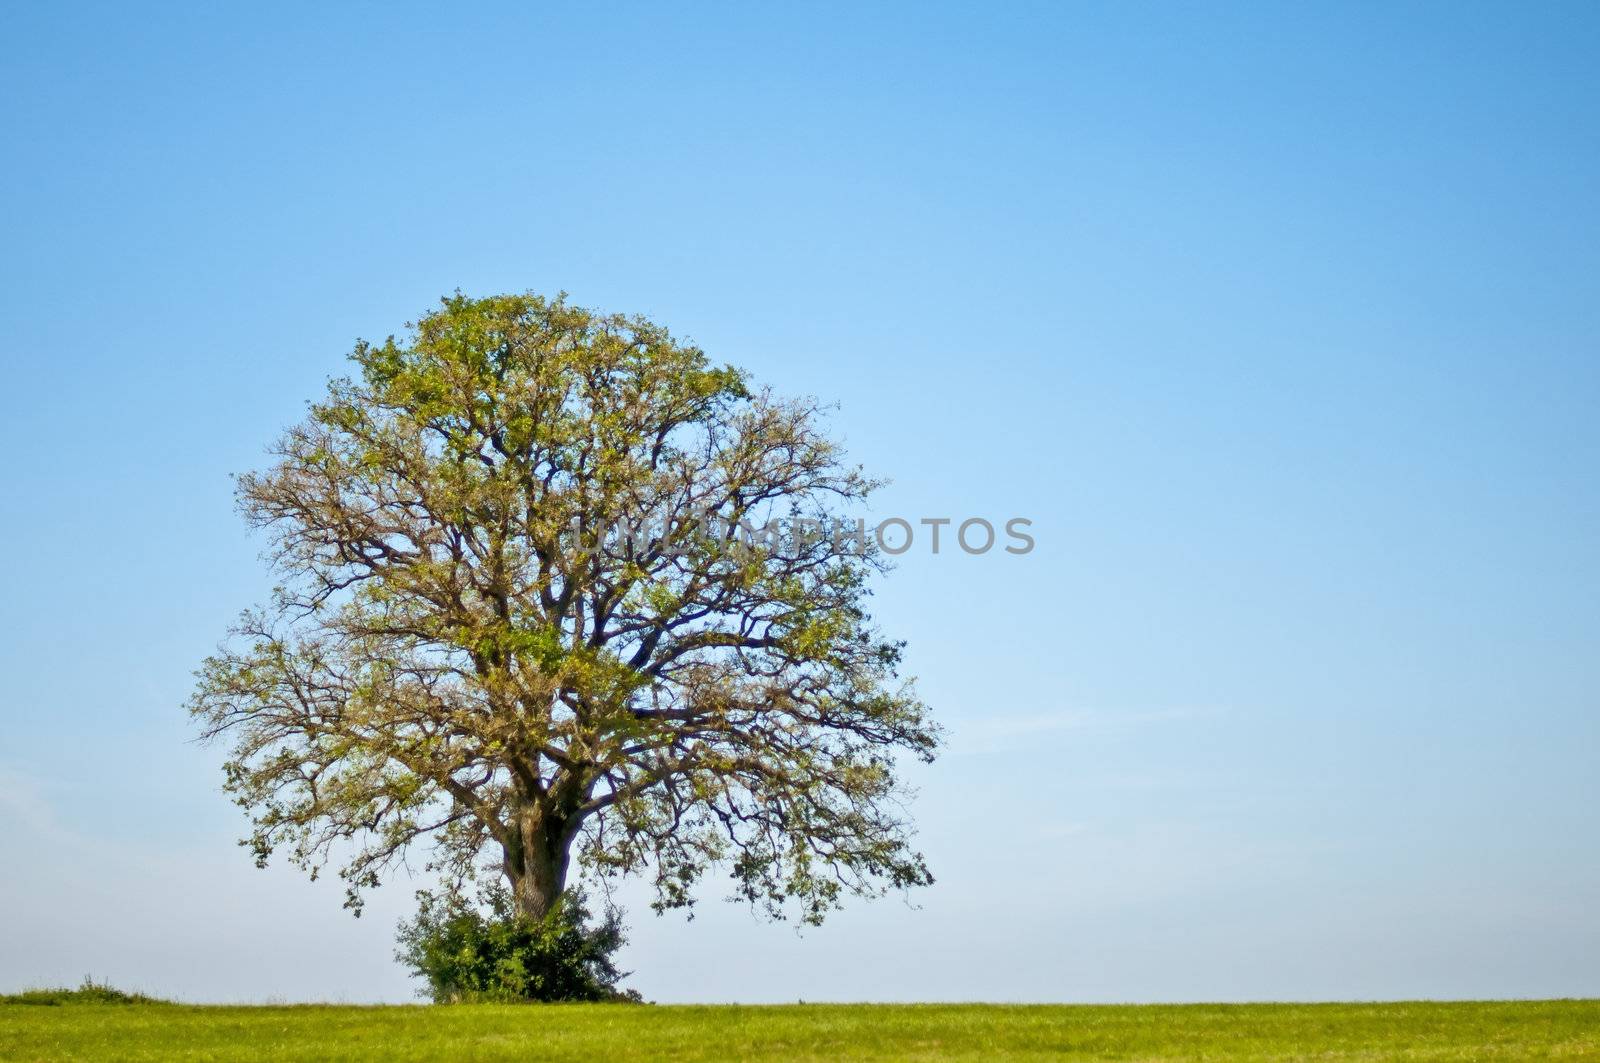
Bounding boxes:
396 885 641 1003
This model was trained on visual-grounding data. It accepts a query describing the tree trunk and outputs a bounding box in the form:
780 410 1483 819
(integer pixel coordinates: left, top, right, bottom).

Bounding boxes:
503 808 572 921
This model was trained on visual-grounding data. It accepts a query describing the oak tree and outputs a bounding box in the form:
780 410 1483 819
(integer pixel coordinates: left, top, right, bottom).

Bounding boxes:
190 293 938 926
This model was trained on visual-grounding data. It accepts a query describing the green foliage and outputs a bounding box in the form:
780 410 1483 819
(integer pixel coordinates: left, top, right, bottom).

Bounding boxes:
192 291 939 932
0 977 172 1006
396 886 640 1004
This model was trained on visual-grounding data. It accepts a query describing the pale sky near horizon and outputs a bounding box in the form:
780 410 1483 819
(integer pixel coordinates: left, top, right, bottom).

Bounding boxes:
2 2 1597 1003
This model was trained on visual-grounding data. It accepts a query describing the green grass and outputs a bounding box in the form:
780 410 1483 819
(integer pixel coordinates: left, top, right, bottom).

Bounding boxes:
1 997 1595 1061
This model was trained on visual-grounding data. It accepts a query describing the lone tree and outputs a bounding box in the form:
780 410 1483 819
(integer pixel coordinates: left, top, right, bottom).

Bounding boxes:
191 293 937 926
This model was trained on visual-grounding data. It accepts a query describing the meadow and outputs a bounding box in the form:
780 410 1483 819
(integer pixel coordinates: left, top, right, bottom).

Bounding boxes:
2 994 1596 1061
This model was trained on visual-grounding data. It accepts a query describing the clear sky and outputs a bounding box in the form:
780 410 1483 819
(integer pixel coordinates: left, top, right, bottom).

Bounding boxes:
2 2 1596 1004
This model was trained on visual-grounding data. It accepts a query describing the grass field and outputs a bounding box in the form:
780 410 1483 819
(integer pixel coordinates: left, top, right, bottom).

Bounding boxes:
2 996 1597 1061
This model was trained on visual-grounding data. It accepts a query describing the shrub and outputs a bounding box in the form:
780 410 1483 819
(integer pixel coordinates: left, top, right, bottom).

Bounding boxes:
396 885 641 1003
0 977 172 1006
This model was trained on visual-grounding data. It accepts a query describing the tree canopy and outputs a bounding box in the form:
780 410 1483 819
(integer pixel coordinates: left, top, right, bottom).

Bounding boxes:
190 292 938 925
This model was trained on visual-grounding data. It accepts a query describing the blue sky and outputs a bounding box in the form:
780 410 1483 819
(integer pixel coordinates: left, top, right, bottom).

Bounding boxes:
1 2 1596 1003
